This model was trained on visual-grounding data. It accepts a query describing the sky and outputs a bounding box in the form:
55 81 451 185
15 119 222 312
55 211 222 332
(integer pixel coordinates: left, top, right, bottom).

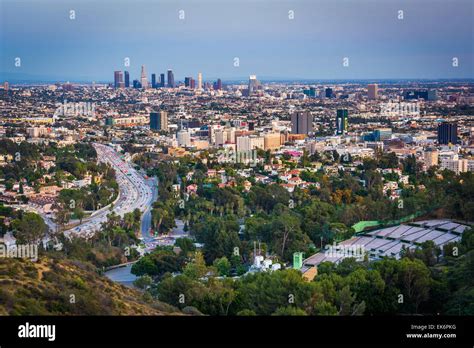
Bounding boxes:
0 0 473 82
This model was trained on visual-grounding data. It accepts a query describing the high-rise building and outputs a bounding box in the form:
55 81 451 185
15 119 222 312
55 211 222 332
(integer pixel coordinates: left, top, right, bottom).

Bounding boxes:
190 78 196 89
404 89 437 101
160 73 165 87
114 71 123 88
236 135 264 152
151 74 156 88
150 111 169 131
264 133 281 151
336 109 349 135
290 111 313 135
303 87 317 97
248 75 258 95
133 80 141 89
124 71 130 88
367 84 378 100
215 78 222 90
3 82 9 91
177 130 192 147
185 77 192 87
167 70 175 88
198 72 203 90
325 88 333 98
424 149 439 168
140 65 148 89
437 122 458 145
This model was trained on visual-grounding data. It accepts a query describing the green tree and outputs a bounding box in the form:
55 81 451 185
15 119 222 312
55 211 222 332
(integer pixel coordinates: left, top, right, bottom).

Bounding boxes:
12 212 47 244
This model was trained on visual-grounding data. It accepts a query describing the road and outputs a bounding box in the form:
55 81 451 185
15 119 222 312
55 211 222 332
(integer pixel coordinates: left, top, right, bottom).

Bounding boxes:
63 143 154 239
140 176 158 243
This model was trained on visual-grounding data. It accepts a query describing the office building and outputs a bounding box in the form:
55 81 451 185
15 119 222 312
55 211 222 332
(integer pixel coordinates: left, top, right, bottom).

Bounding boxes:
367 84 378 100
424 149 439 168
133 80 141 89
124 71 130 88
248 75 259 95
114 71 123 88
404 89 437 101
151 74 156 88
438 122 458 145
215 78 222 90
177 130 192 147
373 128 392 141
160 73 165 87
264 133 282 151
336 109 349 135
303 87 317 97
167 70 175 88
198 72 203 90
150 111 168 131
185 77 191 87
290 111 313 135
140 65 148 89
325 88 333 98
236 135 264 152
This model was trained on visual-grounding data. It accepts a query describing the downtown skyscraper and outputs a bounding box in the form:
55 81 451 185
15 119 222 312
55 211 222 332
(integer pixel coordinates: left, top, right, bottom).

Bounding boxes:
124 71 130 88
167 70 175 88
114 71 124 88
140 65 148 89
198 72 203 90
160 73 165 87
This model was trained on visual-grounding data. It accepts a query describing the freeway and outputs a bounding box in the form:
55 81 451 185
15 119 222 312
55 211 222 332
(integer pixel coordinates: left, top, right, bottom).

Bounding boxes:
63 143 154 239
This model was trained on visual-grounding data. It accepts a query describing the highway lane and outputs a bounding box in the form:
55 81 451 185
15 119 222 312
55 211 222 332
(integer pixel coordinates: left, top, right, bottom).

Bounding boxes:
140 176 158 243
63 143 154 239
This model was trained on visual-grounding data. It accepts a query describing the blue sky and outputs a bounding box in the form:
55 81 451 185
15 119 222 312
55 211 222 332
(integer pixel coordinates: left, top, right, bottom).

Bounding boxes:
0 0 473 82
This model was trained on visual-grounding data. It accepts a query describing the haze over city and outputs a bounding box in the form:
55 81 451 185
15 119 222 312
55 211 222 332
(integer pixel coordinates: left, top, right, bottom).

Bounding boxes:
1 0 473 82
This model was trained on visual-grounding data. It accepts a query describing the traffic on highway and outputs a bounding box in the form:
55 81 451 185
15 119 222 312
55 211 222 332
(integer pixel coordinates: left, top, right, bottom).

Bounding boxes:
64 143 154 238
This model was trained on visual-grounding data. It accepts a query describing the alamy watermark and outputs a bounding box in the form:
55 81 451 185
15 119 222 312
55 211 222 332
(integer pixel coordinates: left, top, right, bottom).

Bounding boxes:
0 243 38 262
324 243 366 261
54 100 96 117
217 148 259 167
380 102 420 116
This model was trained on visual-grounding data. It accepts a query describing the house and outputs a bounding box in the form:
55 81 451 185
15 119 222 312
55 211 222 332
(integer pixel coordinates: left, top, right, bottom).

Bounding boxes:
186 184 198 195
280 183 296 193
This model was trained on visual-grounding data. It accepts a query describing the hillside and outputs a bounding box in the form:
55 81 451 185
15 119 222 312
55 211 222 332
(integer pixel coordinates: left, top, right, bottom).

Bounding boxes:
0 256 182 315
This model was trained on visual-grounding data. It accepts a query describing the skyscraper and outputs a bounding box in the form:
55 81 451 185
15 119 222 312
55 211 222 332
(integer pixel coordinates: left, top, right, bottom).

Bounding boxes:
160 73 165 87
140 65 148 89
133 79 141 89
150 111 169 131
215 78 222 90
167 70 175 88
114 71 123 88
437 122 458 145
290 111 313 135
367 84 378 100
325 87 333 98
198 72 203 90
124 71 130 88
336 109 349 135
248 75 258 95
185 77 192 87
151 74 156 88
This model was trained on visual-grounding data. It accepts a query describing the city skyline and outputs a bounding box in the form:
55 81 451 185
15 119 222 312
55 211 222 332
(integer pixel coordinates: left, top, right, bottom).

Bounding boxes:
1 0 473 83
